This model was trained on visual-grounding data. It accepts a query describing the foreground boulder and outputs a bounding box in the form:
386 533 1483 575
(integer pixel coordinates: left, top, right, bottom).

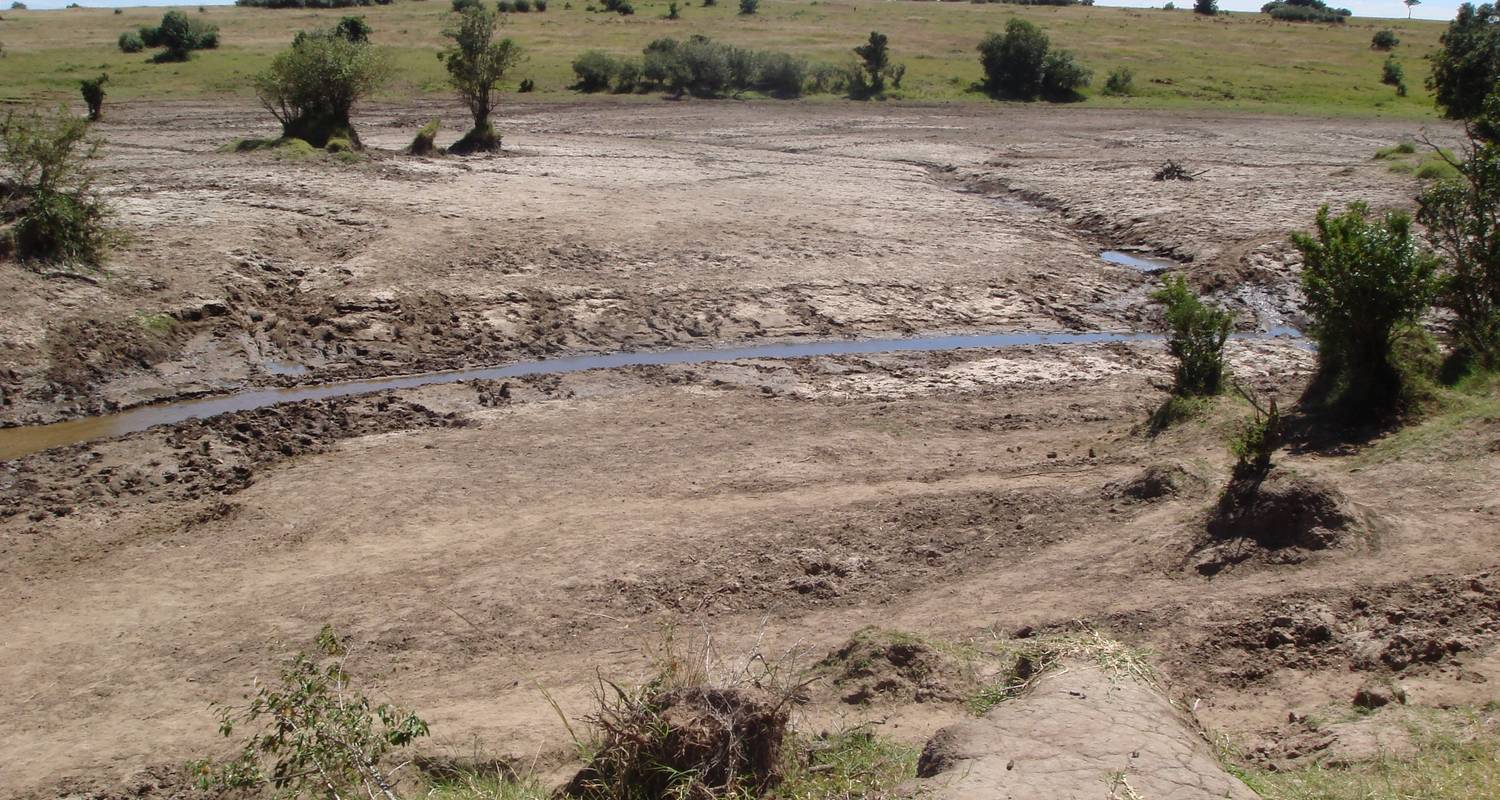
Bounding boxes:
916 659 1255 800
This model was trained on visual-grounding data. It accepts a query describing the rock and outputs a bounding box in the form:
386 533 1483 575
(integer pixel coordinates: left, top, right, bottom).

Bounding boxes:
915 659 1257 799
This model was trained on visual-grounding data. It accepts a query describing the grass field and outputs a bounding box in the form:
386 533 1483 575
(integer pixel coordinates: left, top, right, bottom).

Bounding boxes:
0 0 1450 115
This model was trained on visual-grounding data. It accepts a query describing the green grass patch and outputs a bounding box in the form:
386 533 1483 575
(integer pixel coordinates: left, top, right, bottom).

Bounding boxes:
776 730 919 800
1237 708 1500 800
423 773 551 800
1147 393 1216 435
133 311 176 334
1355 367 1500 465
0 2 1451 116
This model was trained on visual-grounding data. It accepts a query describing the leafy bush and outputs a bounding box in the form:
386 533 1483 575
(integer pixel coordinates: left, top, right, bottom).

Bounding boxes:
519 77 535 91
147 10 220 62
1193 0 1215 13
236 0 393 7
190 626 430 800
79 74 107 121
1292 203 1440 413
1229 391 1281 478
1418 96 1500 368
0 107 116 266
851 31 904 97
537 0 548 9
598 0 634 13
408 117 440 155
1152 274 1233 397
454 0 481 9
442 5 523 154
333 14 371 42
515 0 532 11
1372 29 1399 49
738 0 756 13
117 30 144 53
667 0 679 17
977 20 1088 101
1102 66 1133 95
1429 3 1500 120
254 28 389 148
572 49 622 92
1261 0 1350 22
1382 56 1407 95
757 51 807 97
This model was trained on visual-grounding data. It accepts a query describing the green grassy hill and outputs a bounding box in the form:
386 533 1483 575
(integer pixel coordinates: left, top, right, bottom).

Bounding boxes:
0 0 1448 116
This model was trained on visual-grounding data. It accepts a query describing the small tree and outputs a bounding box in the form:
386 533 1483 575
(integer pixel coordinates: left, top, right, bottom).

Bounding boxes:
333 15 372 43
254 30 389 148
1428 3 1500 121
79 73 107 121
0 107 115 265
738 0 756 14
117 30 144 53
1152 274 1233 397
1382 56 1407 96
853 31 891 95
150 10 219 62
1193 0 1216 13
191 626 430 800
441 5 523 154
977 19 1048 99
1417 93 1500 369
1371 29 1399 50
1102 66 1133 96
1292 203 1439 413
1405 0 1420 16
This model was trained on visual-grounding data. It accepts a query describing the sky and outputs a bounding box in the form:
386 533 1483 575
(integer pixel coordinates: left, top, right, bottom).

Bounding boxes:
14 0 1462 21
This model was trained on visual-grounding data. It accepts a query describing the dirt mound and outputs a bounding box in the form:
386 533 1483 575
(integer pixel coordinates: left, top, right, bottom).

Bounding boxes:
1193 469 1373 574
565 686 789 800
1107 463 1203 502
818 628 965 705
1187 571 1500 693
915 659 1256 799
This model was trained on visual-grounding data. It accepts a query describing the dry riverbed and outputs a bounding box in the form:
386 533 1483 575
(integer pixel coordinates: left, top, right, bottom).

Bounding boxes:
2 101 1497 798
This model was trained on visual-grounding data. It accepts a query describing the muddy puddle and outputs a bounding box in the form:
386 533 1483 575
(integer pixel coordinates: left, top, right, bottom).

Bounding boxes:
1 331 1164 460
1100 251 1180 273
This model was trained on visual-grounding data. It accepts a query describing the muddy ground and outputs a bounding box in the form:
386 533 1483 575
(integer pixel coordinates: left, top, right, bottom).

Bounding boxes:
3 101 1498 798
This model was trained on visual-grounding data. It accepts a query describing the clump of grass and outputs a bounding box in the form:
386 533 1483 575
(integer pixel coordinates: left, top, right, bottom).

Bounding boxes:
775 729 918 800
967 628 1157 714
134 311 176 334
1374 140 1417 159
1416 152 1460 181
424 773 552 800
1237 708 1500 800
223 137 324 161
1146 393 1214 435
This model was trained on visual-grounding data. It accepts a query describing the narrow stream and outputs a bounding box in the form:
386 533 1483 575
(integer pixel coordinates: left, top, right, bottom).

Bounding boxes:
1100 250 1180 273
0 330 1159 461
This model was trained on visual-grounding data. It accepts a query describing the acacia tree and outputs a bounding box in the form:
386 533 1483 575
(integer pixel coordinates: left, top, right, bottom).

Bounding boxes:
254 29 389 148
1428 3 1500 121
441 5 523 154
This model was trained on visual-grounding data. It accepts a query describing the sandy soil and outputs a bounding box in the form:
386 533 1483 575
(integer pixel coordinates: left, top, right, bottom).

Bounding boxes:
2 101 1497 798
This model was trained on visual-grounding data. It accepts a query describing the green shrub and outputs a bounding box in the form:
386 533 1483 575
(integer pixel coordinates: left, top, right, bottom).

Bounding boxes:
738 0 756 13
515 0 532 10
666 0 679 17
853 31 891 95
1382 56 1405 90
1372 28 1399 49
1102 66 1133 95
408 117 440 155
1152 274 1233 397
1261 0 1350 22
333 15 371 42
79 73 107 121
149 10 219 62
1229 392 1281 478
117 30 144 53
1292 203 1440 414
191 626 429 800
254 29 389 148
977 19 1087 101
758 51 807 96
1193 0 1215 13
1428 2 1500 120
1418 99 1500 368
572 49 621 91
453 0 481 10
1040 49 1090 100
442 5 523 154
536 0 548 9
0 107 116 266
518 77 535 92
977 19 1048 99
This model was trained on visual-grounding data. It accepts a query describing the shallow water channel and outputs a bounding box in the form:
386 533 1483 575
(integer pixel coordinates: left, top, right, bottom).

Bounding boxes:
1 331 1163 460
